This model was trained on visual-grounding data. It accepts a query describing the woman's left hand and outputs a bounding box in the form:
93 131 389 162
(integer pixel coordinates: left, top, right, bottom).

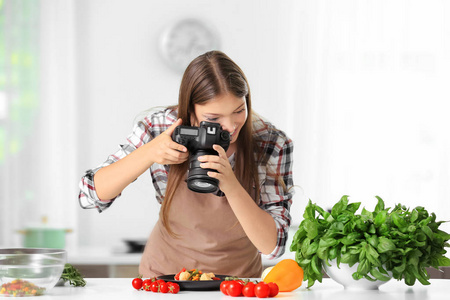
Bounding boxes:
197 144 239 195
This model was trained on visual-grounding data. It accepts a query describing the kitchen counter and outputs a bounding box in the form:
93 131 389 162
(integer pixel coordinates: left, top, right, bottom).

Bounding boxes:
36 278 448 299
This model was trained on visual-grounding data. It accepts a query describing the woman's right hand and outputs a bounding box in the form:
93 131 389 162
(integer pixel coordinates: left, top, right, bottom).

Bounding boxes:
146 118 189 165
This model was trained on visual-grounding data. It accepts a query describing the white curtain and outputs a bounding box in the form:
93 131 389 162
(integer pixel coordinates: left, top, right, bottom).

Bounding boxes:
290 0 450 232
0 0 78 247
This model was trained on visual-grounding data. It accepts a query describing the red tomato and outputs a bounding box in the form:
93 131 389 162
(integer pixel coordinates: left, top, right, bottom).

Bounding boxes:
159 282 169 293
242 282 256 297
168 282 180 294
175 268 186 281
132 277 143 290
255 282 270 298
227 280 243 297
142 279 152 291
267 282 279 297
150 281 160 293
220 281 230 295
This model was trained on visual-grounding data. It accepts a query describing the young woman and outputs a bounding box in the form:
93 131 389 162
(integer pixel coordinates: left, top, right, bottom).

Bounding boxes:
79 51 294 278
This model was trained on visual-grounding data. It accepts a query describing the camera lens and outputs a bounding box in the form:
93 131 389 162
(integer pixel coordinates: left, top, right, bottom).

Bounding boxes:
192 181 215 189
187 177 219 193
187 150 220 193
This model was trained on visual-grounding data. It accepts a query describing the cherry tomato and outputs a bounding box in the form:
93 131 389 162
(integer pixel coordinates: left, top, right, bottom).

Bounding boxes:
159 282 169 293
168 282 180 294
220 281 230 295
242 282 256 297
156 279 166 285
227 280 243 297
150 281 160 293
267 282 279 297
255 282 270 298
132 277 143 290
142 279 152 291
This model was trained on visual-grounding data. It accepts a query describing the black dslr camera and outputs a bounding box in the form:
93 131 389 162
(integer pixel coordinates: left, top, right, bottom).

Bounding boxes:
172 121 231 193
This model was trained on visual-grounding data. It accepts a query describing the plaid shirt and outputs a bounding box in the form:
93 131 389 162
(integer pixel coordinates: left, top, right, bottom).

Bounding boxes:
79 107 294 259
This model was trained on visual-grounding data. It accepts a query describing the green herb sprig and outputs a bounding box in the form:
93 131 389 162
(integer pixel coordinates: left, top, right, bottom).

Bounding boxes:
290 195 450 288
60 263 86 287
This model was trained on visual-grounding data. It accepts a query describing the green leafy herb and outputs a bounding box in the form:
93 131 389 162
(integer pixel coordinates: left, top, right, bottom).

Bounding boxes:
60 263 86 287
290 195 450 288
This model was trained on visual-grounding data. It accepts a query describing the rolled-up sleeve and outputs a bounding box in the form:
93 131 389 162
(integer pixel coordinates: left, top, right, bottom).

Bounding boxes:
258 132 294 260
78 119 153 212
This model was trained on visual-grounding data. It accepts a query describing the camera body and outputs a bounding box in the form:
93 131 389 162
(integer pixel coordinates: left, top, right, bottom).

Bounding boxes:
172 121 230 193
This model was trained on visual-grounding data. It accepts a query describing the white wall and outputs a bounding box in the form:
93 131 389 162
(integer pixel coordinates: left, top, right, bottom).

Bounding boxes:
75 0 301 249
74 0 450 250
2 0 449 253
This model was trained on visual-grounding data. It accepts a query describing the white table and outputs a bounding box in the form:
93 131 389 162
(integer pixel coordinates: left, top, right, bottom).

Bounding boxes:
36 278 448 299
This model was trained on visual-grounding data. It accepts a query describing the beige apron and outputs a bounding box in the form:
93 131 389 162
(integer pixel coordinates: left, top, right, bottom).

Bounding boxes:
139 180 262 278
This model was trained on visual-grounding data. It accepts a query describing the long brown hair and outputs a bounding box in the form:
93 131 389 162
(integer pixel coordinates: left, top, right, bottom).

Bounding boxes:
161 51 260 234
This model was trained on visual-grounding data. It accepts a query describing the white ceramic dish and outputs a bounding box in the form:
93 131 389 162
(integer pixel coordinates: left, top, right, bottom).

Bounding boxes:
323 259 392 290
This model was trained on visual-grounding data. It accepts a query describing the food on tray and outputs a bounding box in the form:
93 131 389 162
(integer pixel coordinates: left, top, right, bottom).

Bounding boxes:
199 272 216 281
0 279 46 297
174 268 220 281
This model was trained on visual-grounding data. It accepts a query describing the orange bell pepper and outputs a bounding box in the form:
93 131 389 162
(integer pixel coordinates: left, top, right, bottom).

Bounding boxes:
262 259 304 292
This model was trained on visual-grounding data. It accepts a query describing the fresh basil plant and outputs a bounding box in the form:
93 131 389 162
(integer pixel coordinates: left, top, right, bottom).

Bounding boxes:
290 195 450 288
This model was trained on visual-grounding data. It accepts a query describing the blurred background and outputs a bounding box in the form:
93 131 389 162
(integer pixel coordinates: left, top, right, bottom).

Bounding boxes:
1 0 449 277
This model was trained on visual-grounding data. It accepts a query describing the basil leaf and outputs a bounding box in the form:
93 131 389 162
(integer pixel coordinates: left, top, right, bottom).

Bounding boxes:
374 196 385 212
374 210 387 227
377 236 396 253
436 256 450 267
361 208 373 221
369 267 391 281
421 225 434 240
303 219 319 239
340 252 359 266
356 258 370 275
306 241 319 256
319 238 338 248
310 254 321 275
391 212 407 230
347 202 361 214
331 195 348 217
410 208 419 223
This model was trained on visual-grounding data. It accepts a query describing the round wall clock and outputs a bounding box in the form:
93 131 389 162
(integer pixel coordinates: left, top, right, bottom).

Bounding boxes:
159 18 221 73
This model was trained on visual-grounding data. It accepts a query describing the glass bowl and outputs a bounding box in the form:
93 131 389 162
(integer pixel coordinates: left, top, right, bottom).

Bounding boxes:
0 248 66 297
323 259 392 290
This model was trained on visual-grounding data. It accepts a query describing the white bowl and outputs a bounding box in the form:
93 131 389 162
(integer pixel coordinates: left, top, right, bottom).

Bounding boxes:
0 248 66 296
323 259 392 290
